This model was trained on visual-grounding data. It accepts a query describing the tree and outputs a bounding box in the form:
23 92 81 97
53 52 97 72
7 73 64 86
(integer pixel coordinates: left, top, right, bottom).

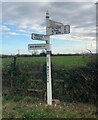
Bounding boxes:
40 50 46 56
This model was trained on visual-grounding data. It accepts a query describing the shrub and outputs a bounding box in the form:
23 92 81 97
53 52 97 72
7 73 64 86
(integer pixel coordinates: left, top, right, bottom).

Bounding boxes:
2 54 97 103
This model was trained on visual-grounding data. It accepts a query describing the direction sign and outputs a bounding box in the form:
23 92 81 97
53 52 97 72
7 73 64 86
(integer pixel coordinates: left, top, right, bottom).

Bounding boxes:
48 19 63 28
64 25 70 34
28 44 49 50
47 19 70 35
47 25 70 35
31 33 49 41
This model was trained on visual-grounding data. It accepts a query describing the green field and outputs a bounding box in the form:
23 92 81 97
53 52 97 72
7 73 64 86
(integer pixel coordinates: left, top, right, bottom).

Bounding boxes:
2 55 89 67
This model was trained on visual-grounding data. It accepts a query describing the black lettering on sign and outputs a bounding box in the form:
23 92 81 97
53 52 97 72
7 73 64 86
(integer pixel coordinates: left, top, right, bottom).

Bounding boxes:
47 66 49 82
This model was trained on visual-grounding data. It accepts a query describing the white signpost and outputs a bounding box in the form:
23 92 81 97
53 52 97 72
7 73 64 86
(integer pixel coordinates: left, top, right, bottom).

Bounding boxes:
29 11 70 105
46 11 52 105
45 12 70 105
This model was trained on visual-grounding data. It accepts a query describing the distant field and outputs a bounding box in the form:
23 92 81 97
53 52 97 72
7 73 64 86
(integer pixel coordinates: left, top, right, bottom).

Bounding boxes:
2 55 89 67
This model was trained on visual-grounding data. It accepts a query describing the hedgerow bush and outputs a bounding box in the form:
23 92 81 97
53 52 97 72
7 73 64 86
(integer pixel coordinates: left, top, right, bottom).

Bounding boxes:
2 54 97 103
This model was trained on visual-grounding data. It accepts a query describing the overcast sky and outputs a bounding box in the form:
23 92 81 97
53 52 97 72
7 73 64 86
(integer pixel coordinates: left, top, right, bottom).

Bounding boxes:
0 1 97 54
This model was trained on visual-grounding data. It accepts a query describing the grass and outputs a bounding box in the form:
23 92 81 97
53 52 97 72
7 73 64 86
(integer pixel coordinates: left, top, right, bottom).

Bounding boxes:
2 95 96 118
51 56 87 67
2 55 89 67
0 95 2 120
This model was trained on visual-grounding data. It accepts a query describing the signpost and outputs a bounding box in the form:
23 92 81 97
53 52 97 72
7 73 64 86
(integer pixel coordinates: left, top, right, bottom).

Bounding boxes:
29 11 70 105
46 11 52 105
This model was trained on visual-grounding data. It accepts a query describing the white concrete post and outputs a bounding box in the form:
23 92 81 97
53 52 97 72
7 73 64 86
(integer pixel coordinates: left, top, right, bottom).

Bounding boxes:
46 11 52 105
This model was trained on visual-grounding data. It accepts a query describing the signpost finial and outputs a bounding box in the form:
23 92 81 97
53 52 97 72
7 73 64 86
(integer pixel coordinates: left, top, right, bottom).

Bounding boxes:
96 1 98 4
46 10 49 18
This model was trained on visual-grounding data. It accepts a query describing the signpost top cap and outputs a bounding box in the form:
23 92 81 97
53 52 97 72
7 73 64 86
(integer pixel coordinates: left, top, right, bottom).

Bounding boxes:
95 1 98 4
46 10 49 18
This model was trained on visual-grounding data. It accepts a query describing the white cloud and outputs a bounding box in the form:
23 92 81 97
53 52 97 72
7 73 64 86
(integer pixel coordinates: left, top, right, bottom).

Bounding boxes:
8 32 17 35
18 29 27 33
2 2 96 54
0 25 10 31
3 31 29 36
1 0 98 2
